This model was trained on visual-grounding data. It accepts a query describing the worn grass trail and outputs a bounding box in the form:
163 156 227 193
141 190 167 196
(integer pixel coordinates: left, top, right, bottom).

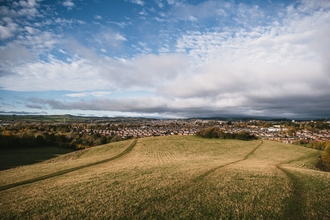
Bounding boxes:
1 136 329 219
193 140 264 181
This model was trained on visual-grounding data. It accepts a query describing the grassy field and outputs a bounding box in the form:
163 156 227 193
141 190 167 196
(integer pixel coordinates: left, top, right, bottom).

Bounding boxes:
0 136 329 219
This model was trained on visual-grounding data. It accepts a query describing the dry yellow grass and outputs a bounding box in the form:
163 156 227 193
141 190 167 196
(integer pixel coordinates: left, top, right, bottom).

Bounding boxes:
0 136 329 219
0 139 134 186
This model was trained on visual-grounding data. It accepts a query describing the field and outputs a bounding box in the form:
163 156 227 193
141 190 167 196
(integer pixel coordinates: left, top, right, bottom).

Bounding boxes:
1 136 330 219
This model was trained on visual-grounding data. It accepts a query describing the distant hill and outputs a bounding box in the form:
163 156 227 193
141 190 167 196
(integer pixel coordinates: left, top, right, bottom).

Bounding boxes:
1 114 328 122
0 114 158 123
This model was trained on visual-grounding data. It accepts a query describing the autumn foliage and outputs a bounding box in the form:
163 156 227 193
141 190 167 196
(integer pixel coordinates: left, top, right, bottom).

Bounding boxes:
315 143 330 172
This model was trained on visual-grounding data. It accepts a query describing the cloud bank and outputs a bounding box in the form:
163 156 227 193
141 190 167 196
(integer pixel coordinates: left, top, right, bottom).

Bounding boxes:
0 0 330 118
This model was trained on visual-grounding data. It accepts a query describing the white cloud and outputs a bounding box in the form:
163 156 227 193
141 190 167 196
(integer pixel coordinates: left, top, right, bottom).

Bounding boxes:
0 45 35 77
13 0 38 8
0 58 108 91
1 0 330 118
130 0 144 6
0 6 18 17
24 26 36 34
94 15 102 20
21 31 60 52
175 3 329 67
0 51 189 92
139 9 148 16
167 0 179 5
54 18 85 25
92 30 127 51
65 93 88 98
0 45 34 62
170 1 231 21
17 6 38 17
58 49 66 54
158 46 170 53
10 0 40 17
0 17 18 39
155 0 164 8
114 33 127 41
65 91 112 97
187 15 197 21
63 38 99 60
161 60 328 99
106 21 131 29
63 0 75 9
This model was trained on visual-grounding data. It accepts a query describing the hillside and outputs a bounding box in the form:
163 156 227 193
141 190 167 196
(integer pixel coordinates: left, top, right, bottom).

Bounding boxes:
1 136 330 219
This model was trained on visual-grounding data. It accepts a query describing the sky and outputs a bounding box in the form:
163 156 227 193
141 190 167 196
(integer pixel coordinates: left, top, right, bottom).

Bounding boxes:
0 0 330 119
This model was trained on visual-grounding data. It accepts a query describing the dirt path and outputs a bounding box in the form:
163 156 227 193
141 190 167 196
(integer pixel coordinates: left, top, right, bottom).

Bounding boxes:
0 139 138 191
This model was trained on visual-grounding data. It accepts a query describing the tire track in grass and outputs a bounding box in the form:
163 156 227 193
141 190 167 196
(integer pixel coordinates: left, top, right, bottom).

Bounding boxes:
276 165 306 220
131 140 264 215
185 140 308 219
193 140 263 181
142 140 305 219
0 139 138 191
274 153 318 219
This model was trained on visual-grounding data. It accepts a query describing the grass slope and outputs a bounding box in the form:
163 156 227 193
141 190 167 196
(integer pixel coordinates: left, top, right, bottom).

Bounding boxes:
0 136 329 219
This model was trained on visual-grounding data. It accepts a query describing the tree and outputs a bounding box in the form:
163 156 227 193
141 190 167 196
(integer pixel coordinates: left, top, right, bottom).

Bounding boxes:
321 144 330 171
315 143 330 172
287 127 296 136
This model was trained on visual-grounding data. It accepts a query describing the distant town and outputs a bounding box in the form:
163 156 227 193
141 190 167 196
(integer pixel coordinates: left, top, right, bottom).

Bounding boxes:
1 115 329 149
77 119 329 144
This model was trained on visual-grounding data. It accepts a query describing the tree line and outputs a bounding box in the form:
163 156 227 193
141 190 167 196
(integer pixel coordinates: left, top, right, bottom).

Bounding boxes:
196 127 258 140
0 130 123 150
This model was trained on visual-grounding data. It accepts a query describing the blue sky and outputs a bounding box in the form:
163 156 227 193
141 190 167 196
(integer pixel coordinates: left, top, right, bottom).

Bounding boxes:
0 0 330 119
